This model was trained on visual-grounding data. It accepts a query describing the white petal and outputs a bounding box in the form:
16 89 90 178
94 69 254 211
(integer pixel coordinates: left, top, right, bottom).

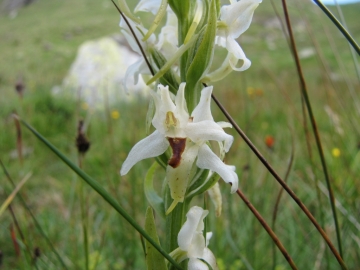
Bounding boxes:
215 35 227 48
196 144 238 193
150 87 166 133
191 86 214 122
120 130 169 175
229 0 261 38
121 27 142 55
178 206 208 251
188 232 206 258
228 51 251 72
226 37 246 62
205 232 213 247
221 0 261 38
134 0 161 15
186 121 233 152
160 84 176 113
175 83 190 125
188 258 209 270
123 59 146 93
157 10 178 53
217 121 232 129
201 248 219 270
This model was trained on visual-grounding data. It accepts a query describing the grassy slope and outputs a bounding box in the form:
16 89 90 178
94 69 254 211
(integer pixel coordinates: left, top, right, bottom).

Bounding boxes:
0 0 359 269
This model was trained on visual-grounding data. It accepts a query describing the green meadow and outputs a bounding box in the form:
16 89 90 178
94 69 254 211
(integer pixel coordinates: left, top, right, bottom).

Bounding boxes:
0 0 359 269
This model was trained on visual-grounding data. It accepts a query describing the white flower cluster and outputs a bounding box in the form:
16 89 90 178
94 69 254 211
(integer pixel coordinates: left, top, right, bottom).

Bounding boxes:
120 0 261 88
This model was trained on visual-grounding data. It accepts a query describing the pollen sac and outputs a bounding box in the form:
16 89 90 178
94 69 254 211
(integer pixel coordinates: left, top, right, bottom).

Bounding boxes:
168 137 186 168
165 111 177 129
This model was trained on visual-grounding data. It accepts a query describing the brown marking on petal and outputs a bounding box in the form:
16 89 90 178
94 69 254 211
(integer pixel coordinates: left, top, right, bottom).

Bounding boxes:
168 137 186 168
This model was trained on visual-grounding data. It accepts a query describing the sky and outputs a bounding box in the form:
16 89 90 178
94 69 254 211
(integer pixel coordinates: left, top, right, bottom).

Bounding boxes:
320 0 360 5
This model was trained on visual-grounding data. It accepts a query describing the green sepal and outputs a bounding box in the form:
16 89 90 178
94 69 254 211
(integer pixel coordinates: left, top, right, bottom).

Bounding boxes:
185 0 217 111
145 207 167 270
146 33 198 86
215 0 221 17
150 48 180 94
168 247 187 266
187 168 209 195
187 171 220 200
145 163 166 219
143 0 168 41
117 0 141 24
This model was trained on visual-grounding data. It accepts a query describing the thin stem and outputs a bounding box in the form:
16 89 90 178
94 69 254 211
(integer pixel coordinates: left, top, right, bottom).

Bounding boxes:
281 0 344 263
78 155 89 270
313 0 360 56
210 93 347 269
235 188 297 269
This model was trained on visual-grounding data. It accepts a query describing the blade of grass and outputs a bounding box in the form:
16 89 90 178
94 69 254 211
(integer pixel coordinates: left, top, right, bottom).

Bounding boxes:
281 0 344 264
0 172 31 217
17 115 183 270
313 0 360 56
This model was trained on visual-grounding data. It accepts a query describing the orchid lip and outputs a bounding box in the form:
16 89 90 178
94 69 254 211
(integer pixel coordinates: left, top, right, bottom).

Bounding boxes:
168 137 186 168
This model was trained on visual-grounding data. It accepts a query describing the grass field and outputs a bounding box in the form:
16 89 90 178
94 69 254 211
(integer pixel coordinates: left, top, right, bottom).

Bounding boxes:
0 0 360 269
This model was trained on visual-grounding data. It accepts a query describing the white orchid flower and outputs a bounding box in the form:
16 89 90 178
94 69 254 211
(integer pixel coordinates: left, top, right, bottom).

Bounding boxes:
175 206 219 270
203 0 261 83
120 83 238 213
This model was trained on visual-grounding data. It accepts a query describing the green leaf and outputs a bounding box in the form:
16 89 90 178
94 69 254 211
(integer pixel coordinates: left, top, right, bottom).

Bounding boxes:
18 117 183 270
145 207 167 270
145 163 166 219
185 0 217 111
